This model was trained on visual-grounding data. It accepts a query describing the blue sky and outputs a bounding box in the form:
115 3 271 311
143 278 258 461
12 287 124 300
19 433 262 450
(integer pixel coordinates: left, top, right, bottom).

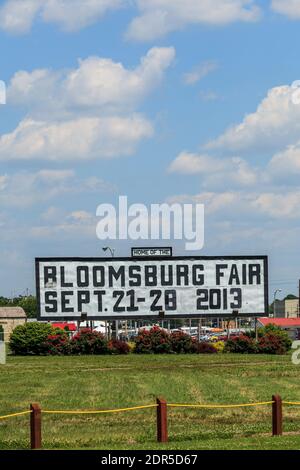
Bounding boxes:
0 0 300 299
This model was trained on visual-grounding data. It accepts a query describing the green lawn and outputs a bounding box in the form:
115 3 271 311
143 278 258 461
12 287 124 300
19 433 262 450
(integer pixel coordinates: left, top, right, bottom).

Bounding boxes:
0 354 300 450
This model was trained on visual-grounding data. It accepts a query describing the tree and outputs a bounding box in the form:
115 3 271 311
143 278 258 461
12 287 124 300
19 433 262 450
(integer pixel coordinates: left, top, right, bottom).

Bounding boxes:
269 302 274 315
284 294 298 300
0 296 10 307
17 296 37 318
0 295 37 318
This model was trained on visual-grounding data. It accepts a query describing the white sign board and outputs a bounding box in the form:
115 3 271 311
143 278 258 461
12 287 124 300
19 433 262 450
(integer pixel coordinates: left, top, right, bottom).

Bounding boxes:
36 256 268 320
131 247 172 258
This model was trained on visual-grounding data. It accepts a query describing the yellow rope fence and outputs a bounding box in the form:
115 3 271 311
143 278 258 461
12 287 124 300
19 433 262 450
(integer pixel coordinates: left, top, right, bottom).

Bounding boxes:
168 401 275 409
2 400 300 420
0 410 32 420
1 398 300 448
282 401 300 406
42 404 158 415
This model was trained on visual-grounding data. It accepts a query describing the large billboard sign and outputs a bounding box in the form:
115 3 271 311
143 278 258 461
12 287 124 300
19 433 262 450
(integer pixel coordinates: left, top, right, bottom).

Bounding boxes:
35 256 268 320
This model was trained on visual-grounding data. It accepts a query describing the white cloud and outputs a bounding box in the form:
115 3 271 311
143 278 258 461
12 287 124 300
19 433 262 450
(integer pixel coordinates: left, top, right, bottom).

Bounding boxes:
37 169 75 182
67 210 94 222
183 61 218 85
0 169 115 207
42 0 125 31
168 151 257 187
0 175 8 190
41 206 65 222
207 85 300 154
29 224 92 239
63 47 175 110
168 189 300 219
7 68 61 114
169 152 225 173
271 0 300 19
41 207 96 226
3 48 174 161
0 169 72 206
0 0 262 37
168 82 300 221
34 209 97 239
253 191 300 218
268 143 300 176
29 213 96 239
8 47 175 114
0 115 153 161
167 191 240 214
0 0 41 34
126 0 261 41
0 0 124 34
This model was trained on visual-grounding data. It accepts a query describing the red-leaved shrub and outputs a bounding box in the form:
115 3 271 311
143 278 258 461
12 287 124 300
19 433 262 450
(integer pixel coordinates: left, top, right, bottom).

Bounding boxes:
197 342 217 354
257 333 286 355
42 333 70 355
224 334 257 354
170 331 198 353
70 329 109 355
108 339 130 354
134 326 172 354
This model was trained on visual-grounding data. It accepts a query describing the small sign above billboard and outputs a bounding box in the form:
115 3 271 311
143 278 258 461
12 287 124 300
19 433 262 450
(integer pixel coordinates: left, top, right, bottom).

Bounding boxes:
131 247 172 258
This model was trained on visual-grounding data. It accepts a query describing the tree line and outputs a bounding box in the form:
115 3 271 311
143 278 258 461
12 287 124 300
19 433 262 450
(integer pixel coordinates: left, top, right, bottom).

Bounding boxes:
0 295 37 318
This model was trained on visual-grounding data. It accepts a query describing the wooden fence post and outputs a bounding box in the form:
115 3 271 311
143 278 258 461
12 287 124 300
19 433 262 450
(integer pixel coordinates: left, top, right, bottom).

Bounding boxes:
156 397 168 443
30 403 42 449
272 395 282 436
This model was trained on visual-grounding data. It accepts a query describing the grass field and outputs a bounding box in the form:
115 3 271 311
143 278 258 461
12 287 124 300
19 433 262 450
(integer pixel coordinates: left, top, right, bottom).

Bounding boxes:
1 354 300 450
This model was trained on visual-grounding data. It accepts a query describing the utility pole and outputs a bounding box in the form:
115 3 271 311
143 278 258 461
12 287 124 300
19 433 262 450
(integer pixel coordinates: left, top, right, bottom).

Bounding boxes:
273 289 282 318
198 318 202 342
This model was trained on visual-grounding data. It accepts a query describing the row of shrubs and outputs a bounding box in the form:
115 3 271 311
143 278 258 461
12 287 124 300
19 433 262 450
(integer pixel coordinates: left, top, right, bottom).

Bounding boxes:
225 324 292 355
9 323 216 355
9 322 292 356
135 327 218 354
9 323 129 356
132 324 291 355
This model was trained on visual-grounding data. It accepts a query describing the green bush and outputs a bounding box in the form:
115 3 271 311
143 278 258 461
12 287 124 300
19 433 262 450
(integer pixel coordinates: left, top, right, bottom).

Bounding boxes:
9 322 59 355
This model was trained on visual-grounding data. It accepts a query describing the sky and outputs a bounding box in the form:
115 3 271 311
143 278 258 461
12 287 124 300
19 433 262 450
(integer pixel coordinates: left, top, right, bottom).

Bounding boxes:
0 0 300 299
